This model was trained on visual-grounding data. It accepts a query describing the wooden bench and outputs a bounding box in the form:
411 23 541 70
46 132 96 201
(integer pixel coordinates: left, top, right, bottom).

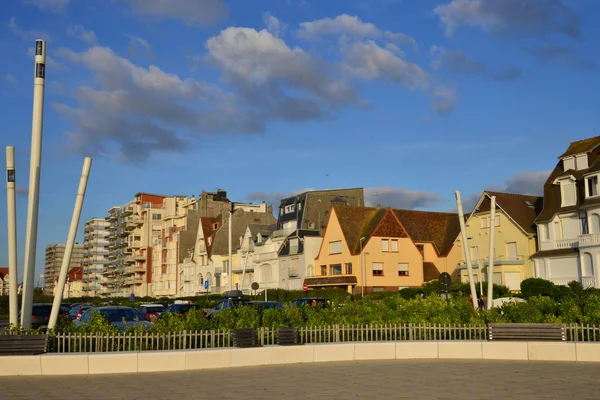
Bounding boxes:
0 334 50 355
488 323 566 341
233 329 261 348
276 327 301 346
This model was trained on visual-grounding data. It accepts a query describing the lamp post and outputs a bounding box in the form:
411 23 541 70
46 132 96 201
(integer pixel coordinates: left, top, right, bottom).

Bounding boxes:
364 252 369 296
359 237 366 298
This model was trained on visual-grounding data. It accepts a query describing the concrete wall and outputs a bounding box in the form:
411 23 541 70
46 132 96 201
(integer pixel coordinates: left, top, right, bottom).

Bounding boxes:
2 341 600 376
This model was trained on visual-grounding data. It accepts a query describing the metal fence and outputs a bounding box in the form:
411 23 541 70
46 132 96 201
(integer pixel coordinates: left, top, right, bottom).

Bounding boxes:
31 323 600 353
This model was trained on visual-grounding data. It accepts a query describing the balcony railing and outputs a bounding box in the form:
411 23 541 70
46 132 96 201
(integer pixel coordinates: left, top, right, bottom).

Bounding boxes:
579 233 600 247
555 238 579 249
550 276 596 288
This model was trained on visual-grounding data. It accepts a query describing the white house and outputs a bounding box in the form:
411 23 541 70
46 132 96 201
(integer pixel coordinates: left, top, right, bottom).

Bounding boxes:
533 136 600 288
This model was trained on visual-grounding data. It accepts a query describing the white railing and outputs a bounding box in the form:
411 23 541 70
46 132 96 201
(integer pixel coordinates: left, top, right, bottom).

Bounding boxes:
579 233 600 247
550 276 595 288
555 238 579 249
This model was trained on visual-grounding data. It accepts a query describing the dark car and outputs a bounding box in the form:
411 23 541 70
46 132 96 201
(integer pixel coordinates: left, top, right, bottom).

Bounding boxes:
160 303 203 318
291 298 330 308
249 301 284 310
69 304 92 320
138 304 165 321
76 306 153 331
207 291 251 318
18 303 70 329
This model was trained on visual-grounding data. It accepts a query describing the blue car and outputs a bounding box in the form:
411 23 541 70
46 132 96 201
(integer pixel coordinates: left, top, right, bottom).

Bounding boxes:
76 306 153 331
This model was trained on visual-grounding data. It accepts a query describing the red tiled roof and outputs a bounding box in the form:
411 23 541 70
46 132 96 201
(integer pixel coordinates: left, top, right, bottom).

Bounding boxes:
392 209 461 256
68 266 83 281
0 267 8 279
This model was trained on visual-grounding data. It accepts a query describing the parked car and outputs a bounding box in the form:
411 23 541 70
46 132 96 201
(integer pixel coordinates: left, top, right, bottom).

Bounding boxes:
160 303 203 319
291 298 330 308
248 301 284 310
68 304 92 320
207 290 251 318
138 304 165 321
18 303 70 330
76 306 153 331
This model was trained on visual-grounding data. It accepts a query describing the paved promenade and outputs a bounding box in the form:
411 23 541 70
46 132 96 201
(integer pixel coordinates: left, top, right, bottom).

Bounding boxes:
0 359 598 399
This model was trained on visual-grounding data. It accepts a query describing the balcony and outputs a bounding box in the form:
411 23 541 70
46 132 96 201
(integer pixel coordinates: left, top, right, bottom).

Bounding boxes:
131 241 142 249
579 233 600 247
554 238 579 249
252 251 278 263
550 276 595 288
134 254 146 261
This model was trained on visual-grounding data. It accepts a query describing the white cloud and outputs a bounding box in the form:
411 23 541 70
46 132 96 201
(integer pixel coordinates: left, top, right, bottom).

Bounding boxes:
297 14 418 50
431 86 457 114
66 24 97 44
4 74 17 84
23 0 70 13
125 34 153 58
434 0 579 38
8 17 52 42
263 12 287 37
114 0 228 26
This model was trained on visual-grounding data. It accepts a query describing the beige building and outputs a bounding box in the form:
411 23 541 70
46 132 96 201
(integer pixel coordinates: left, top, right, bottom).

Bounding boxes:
82 218 109 296
456 191 542 291
0 268 9 296
54 266 84 299
43 244 84 295
308 205 461 293
102 193 166 297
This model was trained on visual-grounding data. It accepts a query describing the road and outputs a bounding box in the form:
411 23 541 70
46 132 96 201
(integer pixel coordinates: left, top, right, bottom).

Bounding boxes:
0 359 598 399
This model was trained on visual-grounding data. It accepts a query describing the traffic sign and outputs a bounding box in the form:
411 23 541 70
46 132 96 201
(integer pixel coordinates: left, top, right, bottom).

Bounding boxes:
204 280 209 290
251 282 259 291
302 283 308 291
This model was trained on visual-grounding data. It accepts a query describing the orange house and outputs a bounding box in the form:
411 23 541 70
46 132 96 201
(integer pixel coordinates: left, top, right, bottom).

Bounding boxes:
305 205 461 294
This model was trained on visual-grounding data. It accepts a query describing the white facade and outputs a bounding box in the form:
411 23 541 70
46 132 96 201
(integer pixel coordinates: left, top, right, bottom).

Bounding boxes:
279 236 323 290
82 218 109 296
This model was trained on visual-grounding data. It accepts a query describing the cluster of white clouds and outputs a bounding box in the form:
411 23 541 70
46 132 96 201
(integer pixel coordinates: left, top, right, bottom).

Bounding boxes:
8 0 589 164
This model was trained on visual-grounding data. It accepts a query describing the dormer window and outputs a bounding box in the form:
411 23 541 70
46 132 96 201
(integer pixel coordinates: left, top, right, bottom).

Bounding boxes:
557 178 577 207
563 157 575 171
586 175 599 198
575 153 589 170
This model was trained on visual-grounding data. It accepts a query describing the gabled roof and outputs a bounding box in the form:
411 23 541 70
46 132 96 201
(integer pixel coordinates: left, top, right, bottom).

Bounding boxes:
333 205 460 257
211 209 277 256
248 224 277 240
200 217 221 258
423 262 440 282
68 267 83 281
0 268 8 279
558 136 600 158
474 191 543 235
392 209 461 257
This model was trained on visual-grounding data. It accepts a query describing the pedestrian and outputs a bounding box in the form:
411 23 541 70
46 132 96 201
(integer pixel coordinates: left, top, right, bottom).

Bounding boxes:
478 296 485 310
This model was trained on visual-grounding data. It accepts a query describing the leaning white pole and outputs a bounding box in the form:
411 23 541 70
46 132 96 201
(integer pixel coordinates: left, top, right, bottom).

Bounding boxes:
487 196 496 310
21 39 47 329
228 205 233 292
6 147 19 326
455 190 478 310
48 157 92 330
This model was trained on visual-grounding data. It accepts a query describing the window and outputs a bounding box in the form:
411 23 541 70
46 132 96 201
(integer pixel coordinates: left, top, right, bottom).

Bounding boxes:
506 242 518 260
563 157 575 170
581 212 589 235
213 223 219 230
320 265 327 276
398 263 409 276
390 240 398 252
290 238 299 254
331 264 342 275
381 240 389 252
329 241 342 255
470 246 479 260
560 180 577 207
372 262 383 276
289 258 299 277
495 215 500 227
152 213 162 220
416 244 424 256
222 260 229 273
307 264 314 277
554 220 563 240
587 176 599 197
481 218 488 228
345 263 353 274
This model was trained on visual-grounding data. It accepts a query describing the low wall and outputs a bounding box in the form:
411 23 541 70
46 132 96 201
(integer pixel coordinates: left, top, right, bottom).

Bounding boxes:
1 341 599 376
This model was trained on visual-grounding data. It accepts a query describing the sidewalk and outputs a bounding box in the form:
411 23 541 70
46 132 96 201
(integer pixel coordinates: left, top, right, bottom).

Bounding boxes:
0 359 598 399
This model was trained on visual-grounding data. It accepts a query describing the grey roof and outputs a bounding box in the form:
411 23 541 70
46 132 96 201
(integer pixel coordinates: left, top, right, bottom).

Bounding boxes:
211 210 277 255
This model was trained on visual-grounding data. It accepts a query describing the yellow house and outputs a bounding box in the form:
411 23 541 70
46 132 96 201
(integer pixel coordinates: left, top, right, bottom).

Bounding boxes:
456 191 542 291
306 205 462 293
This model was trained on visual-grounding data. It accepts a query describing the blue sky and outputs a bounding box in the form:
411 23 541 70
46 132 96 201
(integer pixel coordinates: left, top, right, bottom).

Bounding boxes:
1 0 599 281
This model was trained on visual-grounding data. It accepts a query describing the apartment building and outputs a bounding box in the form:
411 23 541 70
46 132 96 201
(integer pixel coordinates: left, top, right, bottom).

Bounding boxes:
455 191 542 291
533 136 600 288
0 268 9 296
43 244 84 295
308 205 461 293
82 218 109 296
102 193 166 297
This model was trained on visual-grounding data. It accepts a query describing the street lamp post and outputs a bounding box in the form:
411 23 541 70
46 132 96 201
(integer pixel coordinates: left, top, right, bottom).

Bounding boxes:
359 237 366 298
363 252 369 296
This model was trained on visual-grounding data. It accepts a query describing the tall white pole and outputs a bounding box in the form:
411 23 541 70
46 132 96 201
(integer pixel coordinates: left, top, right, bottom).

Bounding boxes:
48 157 92 330
21 39 47 329
228 205 232 292
487 196 496 310
6 147 18 326
359 238 365 298
455 191 478 310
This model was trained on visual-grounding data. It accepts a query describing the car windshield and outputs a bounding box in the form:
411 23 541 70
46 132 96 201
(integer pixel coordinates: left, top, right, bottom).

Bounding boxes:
32 306 52 316
99 309 143 323
145 306 164 313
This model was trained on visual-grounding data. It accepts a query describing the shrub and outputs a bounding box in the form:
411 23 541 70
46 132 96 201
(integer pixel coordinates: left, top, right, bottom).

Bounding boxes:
520 278 556 299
